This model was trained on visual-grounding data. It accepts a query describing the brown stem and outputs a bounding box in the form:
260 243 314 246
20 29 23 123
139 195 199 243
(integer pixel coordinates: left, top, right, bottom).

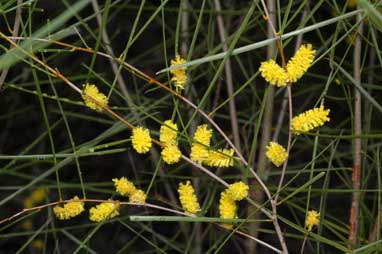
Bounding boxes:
348 10 363 248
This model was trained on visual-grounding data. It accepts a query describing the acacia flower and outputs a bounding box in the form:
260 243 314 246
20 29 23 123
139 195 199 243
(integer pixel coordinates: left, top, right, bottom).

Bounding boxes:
305 210 320 231
190 125 213 163
286 44 316 83
291 106 330 135
205 148 234 168
113 177 136 196
161 144 182 164
259 59 289 87
266 142 288 167
193 124 212 146
129 189 147 204
82 84 108 112
131 127 152 154
190 144 209 164
160 120 178 145
226 181 249 201
89 201 120 222
170 55 187 89
219 191 237 228
178 181 200 214
53 196 85 220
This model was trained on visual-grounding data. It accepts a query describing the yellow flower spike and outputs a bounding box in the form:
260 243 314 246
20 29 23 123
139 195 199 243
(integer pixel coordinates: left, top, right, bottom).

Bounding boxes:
82 84 108 112
226 181 249 201
178 181 200 214
219 191 237 228
89 201 120 222
259 59 288 87
170 55 187 90
160 120 178 145
131 127 152 154
112 177 136 196
193 124 212 146
129 189 147 204
286 44 316 83
305 210 320 231
53 196 85 220
190 144 209 164
291 106 330 135
266 142 288 167
161 144 182 164
205 148 234 168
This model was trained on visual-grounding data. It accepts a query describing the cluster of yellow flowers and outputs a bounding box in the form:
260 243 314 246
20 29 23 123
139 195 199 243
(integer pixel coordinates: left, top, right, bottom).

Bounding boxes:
266 142 288 167
177 181 200 214
89 201 120 222
170 55 187 90
82 83 108 112
131 126 152 154
291 106 330 135
113 177 147 203
22 188 47 230
305 210 320 231
219 181 249 228
259 44 316 87
160 120 181 164
53 196 85 220
190 125 234 167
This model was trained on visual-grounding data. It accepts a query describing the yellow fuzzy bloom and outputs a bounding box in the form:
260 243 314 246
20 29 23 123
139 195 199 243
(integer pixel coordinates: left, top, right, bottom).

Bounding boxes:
259 59 288 87
131 127 152 154
219 191 237 227
305 210 320 231
205 148 234 168
170 55 187 90
89 201 120 222
160 120 178 145
291 106 330 135
129 189 147 204
190 144 209 164
286 44 316 83
193 124 212 146
226 181 249 201
266 142 288 167
53 196 85 220
113 177 136 196
31 239 44 249
178 181 200 214
82 84 108 112
161 144 182 164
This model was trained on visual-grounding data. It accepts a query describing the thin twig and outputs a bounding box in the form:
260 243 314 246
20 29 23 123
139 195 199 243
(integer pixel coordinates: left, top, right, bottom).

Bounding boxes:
214 0 241 151
349 9 363 248
0 0 22 90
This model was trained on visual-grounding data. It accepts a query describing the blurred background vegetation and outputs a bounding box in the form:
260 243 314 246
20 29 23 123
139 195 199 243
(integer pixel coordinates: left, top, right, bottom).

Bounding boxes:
0 0 381 253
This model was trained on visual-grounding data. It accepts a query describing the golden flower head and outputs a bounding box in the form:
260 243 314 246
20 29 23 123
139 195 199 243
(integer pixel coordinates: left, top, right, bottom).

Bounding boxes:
190 144 209 164
286 44 316 83
305 210 320 231
113 177 136 196
89 201 120 222
31 239 44 249
82 84 108 112
178 181 200 214
160 120 178 145
193 124 212 146
131 127 152 154
161 144 182 164
219 191 237 228
259 59 288 87
226 181 249 201
53 196 85 220
205 148 234 168
291 106 330 135
129 189 147 204
170 55 187 90
266 142 288 167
